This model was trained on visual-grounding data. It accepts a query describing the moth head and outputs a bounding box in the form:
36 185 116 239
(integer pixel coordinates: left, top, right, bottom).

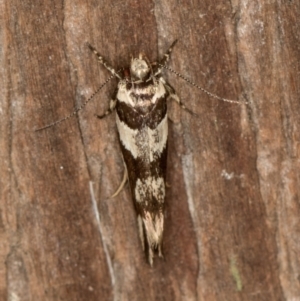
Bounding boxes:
130 54 150 80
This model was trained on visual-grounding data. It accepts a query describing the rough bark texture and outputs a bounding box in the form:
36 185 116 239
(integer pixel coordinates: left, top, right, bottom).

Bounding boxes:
1 0 299 300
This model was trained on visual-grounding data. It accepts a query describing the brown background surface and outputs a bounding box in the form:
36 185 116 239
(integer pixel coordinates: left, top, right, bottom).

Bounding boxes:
1 0 300 300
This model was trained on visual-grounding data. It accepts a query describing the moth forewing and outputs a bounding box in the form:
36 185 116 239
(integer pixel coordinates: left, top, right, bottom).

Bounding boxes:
114 69 169 266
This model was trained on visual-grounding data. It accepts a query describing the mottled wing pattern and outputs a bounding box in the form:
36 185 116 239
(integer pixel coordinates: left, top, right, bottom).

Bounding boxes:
116 78 169 265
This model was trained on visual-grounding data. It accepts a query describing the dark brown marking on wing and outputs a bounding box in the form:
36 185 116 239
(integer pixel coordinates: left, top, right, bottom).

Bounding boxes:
116 95 167 130
119 140 168 217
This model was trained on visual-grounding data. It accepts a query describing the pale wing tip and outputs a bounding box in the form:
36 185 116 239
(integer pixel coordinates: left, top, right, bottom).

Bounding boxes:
138 212 164 266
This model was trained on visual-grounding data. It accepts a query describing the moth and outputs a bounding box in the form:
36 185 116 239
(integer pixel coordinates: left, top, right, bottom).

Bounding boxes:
36 40 244 266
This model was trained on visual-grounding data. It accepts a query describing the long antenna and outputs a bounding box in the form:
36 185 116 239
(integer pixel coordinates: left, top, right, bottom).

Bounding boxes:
34 73 117 132
162 65 248 105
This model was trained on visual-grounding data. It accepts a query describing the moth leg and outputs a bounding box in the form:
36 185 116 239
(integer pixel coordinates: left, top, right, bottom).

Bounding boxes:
88 43 121 79
110 163 128 199
158 244 163 258
137 215 145 252
97 99 117 119
167 115 176 124
162 78 197 116
168 93 190 112
148 248 154 267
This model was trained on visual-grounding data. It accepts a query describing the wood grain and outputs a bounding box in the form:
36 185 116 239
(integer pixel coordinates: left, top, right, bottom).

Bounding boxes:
1 0 299 300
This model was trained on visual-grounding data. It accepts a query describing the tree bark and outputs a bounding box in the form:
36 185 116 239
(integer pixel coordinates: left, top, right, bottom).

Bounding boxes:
1 0 299 300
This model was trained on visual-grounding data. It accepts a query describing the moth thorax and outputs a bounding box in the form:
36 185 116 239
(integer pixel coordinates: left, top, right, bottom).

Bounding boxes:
130 57 150 80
